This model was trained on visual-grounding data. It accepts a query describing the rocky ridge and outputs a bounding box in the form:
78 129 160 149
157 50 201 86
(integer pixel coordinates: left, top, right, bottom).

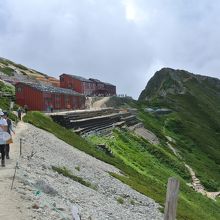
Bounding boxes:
138 67 220 101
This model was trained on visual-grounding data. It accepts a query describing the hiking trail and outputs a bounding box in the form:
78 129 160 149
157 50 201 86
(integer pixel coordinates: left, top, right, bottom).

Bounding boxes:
0 121 30 220
92 97 110 109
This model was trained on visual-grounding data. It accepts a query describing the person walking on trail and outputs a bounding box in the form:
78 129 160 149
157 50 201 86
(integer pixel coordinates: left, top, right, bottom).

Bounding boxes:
3 111 14 159
24 104 28 114
0 109 8 167
50 104 54 113
17 107 22 120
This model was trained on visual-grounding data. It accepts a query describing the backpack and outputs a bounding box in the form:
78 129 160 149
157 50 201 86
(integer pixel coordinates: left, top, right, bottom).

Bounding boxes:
7 118 12 134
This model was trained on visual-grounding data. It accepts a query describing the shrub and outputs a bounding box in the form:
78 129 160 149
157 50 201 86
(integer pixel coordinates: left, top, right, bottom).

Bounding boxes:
164 118 184 133
52 166 94 189
0 66 14 76
116 197 124 204
75 166 80 171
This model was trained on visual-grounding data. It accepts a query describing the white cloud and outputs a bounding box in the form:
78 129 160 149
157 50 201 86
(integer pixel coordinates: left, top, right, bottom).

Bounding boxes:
122 0 150 24
0 0 220 99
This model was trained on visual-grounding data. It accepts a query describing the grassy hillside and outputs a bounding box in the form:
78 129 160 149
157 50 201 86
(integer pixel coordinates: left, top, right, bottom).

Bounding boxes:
0 57 47 78
138 68 220 192
24 111 220 219
0 81 15 109
0 81 18 121
105 96 137 108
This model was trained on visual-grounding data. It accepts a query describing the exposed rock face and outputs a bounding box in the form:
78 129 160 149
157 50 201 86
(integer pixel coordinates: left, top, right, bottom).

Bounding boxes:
138 67 220 101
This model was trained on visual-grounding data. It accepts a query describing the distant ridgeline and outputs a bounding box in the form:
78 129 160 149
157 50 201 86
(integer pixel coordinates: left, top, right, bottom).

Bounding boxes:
138 67 220 192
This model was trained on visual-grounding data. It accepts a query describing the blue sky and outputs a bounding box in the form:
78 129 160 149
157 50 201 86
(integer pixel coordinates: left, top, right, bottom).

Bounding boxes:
0 0 220 98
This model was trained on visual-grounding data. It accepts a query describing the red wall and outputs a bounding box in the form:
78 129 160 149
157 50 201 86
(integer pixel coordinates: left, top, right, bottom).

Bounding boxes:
104 84 116 96
60 74 83 93
16 83 44 110
60 74 116 96
16 83 85 111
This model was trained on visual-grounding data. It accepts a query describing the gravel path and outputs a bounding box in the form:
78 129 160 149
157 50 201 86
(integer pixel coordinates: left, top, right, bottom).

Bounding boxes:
92 97 110 109
0 122 31 220
2 121 163 220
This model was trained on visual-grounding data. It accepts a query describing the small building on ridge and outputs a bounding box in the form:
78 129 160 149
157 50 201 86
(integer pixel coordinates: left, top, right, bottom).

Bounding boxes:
15 82 85 111
60 74 96 96
60 73 116 96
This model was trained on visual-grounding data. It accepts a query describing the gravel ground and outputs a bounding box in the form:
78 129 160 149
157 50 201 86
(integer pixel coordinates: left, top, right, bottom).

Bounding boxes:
14 122 163 220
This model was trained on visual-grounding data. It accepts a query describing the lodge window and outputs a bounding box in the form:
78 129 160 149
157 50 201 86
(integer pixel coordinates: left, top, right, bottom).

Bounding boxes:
82 82 86 89
64 96 70 107
16 87 22 92
73 97 78 107
55 94 60 108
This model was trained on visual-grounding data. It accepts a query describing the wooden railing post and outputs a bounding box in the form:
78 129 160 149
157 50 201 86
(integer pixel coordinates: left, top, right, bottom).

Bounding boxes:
164 177 180 220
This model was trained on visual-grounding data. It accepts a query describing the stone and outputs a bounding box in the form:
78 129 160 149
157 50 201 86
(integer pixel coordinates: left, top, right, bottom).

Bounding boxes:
32 203 40 209
34 180 58 196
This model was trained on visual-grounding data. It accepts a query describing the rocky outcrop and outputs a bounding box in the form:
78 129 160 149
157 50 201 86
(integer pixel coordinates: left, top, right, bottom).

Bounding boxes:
138 67 220 101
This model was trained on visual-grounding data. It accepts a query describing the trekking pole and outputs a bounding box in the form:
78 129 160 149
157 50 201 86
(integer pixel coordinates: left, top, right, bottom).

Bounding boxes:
20 138 22 156
11 161 18 190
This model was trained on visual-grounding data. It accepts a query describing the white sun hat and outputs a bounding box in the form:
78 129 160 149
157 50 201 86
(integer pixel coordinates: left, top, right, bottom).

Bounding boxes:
0 110 4 116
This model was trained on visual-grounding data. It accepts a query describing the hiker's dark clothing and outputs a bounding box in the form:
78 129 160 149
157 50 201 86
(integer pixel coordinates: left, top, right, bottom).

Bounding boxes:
0 144 5 165
5 144 9 159
5 117 12 159
6 118 12 135
17 109 22 120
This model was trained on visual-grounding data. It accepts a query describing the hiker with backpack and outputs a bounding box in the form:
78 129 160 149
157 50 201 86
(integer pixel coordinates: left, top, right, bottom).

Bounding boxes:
0 109 8 167
17 107 22 120
3 112 14 159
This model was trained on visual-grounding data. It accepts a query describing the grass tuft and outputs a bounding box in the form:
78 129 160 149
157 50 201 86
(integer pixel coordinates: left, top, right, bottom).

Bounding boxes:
52 166 94 189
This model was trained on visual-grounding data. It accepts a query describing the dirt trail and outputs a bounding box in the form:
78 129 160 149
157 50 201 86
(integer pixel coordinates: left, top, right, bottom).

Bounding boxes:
166 137 220 200
184 164 220 200
92 97 110 108
129 124 160 145
0 121 30 220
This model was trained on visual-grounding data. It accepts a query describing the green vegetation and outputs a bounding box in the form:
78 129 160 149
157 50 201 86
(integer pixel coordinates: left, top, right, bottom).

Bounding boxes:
139 69 220 191
75 166 80 171
0 57 47 77
52 166 94 189
0 81 15 95
105 96 137 108
130 199 135 205
0 81 17 121
23 111 119 163
0 66 14 76
0 58 17 66
116 197 124 204
23 111 220 219
0 59 10 66
13 63 28 71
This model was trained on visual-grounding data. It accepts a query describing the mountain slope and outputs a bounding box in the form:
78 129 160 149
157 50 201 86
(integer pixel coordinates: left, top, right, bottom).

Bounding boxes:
139 68 220 191
0 57 47 78
24 109 220 220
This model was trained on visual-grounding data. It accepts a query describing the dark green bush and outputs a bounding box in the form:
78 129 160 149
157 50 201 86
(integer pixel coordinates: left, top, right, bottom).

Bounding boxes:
0 66 14 76
164 118 184 133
